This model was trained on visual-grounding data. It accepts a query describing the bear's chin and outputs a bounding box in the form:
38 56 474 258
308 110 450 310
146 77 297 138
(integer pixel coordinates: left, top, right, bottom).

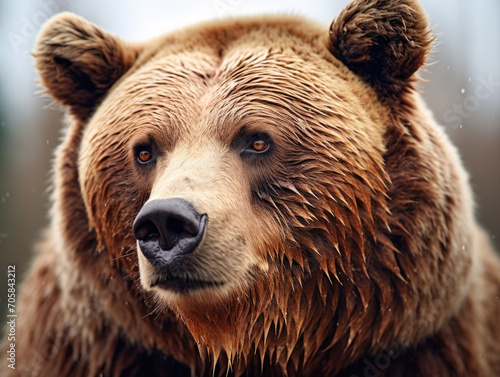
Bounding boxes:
149 276 225 294
136 244 236 302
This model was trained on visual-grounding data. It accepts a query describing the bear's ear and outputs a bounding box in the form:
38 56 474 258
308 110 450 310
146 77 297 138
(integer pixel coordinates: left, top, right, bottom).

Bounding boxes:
328 0 434 99
33 13 141 120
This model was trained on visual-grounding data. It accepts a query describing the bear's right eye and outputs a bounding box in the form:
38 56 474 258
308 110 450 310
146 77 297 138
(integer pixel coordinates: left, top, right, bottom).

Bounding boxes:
135 146 155 165
138 150 152 163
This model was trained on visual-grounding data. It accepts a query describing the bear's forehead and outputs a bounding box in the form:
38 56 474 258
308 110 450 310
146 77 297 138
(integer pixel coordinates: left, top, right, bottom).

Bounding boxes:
84 21 388 155
93 46 365 140
122 47 342 106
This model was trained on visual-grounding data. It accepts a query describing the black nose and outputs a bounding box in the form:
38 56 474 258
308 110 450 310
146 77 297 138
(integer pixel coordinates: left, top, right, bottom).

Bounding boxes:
133 198 207 264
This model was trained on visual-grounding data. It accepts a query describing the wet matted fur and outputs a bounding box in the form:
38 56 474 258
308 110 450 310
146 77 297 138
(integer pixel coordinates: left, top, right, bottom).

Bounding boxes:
2 0 500 376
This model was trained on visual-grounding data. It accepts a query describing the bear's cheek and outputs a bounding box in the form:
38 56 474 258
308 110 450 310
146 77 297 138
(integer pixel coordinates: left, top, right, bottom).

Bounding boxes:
134 143 269 303
77 122 152 257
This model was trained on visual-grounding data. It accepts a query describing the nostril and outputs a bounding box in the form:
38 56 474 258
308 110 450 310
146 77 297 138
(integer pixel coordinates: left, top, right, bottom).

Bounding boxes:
167 217 186 235
134 220 160 242
166 216 198 236
162 215 201 250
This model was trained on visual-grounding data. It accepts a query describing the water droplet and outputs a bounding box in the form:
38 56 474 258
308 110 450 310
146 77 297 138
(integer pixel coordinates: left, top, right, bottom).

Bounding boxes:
467 77 472 82
388 308 392 312
462 245 466 250
46 140 49 144
5 192 9 198
461 88 465 94
459 124 463 129
446 65 450 70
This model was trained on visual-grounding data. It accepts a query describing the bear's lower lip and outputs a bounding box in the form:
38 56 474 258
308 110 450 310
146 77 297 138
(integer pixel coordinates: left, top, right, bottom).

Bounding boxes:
150 276 224 294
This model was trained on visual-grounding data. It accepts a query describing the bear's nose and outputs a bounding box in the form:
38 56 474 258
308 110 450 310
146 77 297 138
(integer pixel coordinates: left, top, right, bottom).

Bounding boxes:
133 198 207 261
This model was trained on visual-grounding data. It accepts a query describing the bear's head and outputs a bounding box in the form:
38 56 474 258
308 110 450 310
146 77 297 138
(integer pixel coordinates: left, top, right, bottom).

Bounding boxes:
34 0 476 374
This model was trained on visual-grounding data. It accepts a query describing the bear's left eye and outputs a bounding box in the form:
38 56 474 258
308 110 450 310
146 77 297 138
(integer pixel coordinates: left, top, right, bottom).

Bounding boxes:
242 133 272 155
251 140 268 152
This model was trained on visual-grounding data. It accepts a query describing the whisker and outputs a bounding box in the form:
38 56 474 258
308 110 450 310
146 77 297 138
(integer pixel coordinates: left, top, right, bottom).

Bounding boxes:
140 309 156 320
153 302 169 320
112 247 136 261
112 253 132 261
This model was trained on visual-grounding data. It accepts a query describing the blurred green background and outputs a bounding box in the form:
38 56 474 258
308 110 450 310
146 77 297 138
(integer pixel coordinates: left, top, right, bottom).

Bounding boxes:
0 0 499 331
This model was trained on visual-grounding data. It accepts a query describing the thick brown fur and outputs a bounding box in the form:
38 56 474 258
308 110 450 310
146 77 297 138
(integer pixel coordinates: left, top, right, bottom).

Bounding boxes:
3 1 500 376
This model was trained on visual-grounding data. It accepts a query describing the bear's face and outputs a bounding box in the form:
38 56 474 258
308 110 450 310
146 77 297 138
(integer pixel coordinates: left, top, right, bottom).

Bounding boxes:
34 0 474 373
78 42 389 305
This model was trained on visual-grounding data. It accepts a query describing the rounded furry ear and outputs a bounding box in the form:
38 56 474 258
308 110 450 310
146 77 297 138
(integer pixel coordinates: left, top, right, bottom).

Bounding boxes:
33 13 141 120
328 0 434 99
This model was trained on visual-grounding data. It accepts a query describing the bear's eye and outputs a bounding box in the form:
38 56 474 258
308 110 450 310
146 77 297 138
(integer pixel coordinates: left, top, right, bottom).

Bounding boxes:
135 147 155 165
242 133 272 155
138 150 152 163
251 140 268 152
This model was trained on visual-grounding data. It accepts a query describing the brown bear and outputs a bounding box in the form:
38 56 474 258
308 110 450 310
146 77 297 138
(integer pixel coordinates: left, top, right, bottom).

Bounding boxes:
3 0 500 376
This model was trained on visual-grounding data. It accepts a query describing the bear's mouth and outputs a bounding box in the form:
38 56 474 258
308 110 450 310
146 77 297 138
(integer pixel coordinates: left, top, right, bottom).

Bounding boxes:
150 276 224 294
